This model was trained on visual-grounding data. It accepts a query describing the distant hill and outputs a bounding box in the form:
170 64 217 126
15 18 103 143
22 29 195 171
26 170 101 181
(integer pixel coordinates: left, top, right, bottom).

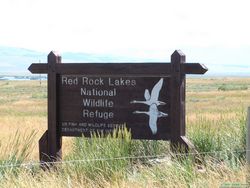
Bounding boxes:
0 46 145 75
0 46 249 76
0 46 46 74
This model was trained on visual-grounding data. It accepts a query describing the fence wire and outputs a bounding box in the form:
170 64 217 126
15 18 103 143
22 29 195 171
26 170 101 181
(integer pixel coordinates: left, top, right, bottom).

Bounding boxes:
0 149 247 169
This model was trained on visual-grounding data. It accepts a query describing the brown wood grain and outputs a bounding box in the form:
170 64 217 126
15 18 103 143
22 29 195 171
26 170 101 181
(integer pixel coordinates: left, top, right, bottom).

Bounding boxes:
47 51 62 162
170 50 194 151
28 62 207 75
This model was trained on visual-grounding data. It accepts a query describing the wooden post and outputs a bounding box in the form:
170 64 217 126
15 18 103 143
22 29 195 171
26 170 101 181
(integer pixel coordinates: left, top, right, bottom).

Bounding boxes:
247 107 250 163
247 107 250 186
39 51 62 165
39 130 49 163
48 51 62 161
170 50 194 152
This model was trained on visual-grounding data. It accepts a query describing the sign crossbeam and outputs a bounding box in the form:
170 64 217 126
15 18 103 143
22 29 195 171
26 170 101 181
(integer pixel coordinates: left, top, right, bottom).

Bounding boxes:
29 62 207 75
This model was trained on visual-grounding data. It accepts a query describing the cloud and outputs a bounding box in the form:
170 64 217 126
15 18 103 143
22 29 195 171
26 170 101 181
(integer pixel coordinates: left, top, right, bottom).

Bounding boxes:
0 63 14 68
0 0 249 56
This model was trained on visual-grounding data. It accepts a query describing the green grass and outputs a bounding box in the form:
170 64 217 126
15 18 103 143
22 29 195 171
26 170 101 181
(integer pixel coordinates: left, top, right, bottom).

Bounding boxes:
187 77 250 92
64 128 168 182
0 130 36 180
218 84 248 91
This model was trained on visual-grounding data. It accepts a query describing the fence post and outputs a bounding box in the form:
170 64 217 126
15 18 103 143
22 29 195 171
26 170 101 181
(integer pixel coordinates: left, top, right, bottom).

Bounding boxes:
246 107 250 186
247 107 250 163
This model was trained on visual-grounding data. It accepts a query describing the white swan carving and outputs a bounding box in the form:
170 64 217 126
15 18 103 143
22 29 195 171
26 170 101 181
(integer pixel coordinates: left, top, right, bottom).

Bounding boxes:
130 78 165 106
133 103 168 135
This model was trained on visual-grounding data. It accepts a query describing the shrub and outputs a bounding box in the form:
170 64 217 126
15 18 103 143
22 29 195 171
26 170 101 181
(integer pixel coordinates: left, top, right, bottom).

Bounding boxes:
218 84 248 91
64 127 167 181
0 130 36 179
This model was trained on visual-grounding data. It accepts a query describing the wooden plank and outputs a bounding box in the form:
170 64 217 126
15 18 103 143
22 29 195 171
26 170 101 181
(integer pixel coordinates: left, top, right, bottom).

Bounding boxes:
28 63 48 74
56 63 172 75
47 51 62 162
182 63 208 74
28 62 207 75
39 130 50 169
39 130 48 162
29 63 172 75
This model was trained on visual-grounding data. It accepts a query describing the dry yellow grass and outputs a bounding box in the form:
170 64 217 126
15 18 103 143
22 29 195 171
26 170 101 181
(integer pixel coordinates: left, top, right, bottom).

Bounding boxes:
0 163 246 188
0 77 249 187
186 78 250 124
0 80 73 160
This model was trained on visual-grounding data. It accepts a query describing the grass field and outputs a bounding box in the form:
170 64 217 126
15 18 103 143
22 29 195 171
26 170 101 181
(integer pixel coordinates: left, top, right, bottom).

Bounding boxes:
0 77 250 187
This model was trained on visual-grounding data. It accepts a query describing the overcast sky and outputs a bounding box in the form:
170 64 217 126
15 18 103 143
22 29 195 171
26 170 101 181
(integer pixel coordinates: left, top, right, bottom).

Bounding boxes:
0 0 250 73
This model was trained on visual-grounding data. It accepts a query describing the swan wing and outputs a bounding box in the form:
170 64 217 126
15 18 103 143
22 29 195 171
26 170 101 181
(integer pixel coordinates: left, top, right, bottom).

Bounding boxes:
144 89 150 100
150 78 163 102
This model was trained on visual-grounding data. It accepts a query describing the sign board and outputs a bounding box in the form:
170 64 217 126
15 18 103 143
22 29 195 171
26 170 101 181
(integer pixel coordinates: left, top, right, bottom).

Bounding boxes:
59 75 170 139
28 50 207 165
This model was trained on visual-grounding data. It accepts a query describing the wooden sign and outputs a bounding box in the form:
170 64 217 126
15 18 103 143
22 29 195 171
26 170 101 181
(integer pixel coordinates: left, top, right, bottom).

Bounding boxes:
28 50 207 165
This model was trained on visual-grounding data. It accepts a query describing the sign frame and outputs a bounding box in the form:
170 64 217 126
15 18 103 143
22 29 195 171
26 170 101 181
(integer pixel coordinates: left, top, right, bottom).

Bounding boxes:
28 50 207 165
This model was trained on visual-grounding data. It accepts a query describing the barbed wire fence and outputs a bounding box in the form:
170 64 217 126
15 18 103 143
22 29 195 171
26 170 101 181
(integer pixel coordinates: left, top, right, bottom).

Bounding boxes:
0 148 247 169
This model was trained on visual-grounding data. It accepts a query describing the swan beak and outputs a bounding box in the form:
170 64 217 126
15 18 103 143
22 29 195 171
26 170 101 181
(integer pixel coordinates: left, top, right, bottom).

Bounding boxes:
160 101 166 105
162 113 168 117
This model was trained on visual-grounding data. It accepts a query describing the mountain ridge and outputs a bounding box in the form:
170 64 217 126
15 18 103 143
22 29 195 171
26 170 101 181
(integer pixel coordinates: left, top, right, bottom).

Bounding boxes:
0 46 249 76
0 46 128 73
